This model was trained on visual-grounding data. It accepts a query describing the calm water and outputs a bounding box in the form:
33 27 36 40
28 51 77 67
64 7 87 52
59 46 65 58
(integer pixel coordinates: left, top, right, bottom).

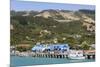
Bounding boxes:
10 56 95 67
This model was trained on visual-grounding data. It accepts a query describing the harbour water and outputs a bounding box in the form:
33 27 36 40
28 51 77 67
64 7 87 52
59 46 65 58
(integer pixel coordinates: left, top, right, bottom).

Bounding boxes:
10 56 95 67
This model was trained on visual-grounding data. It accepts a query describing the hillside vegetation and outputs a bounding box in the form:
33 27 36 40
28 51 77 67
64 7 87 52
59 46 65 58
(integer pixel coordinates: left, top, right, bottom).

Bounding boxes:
10 9 95 49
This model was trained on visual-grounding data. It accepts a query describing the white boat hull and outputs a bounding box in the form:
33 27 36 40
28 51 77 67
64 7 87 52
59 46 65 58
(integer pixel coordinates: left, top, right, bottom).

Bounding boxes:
68 56 85 60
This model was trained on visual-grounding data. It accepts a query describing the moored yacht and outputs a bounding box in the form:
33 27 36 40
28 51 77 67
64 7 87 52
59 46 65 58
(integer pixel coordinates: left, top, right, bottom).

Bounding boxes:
68 50 85 60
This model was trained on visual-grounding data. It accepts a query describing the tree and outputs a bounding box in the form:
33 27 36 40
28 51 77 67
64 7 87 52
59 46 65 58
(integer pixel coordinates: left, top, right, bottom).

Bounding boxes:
81 41 90 50
66 37 78 49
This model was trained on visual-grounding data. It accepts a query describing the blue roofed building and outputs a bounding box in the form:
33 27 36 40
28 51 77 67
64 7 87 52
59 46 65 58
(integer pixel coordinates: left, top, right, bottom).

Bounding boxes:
47 44 69 52
32 43 70 52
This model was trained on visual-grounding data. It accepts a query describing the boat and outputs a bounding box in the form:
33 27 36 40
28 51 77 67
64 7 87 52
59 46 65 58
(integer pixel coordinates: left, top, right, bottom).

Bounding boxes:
68 56 85 60
68 50 85 60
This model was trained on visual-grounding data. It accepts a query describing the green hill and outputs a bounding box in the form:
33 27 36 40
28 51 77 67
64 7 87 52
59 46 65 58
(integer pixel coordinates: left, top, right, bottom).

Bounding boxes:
10 9 95 49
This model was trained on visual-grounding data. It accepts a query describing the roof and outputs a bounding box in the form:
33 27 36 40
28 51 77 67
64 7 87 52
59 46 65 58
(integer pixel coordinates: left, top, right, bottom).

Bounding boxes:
48 44 69 48
32 43 69 51
83 50 95 53
32 44 46 51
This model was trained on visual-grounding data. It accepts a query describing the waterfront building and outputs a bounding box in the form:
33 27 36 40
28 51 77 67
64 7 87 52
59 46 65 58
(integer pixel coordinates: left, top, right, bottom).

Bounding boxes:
46 44 69 52
32 43 69 53
32 44 46 52
83 50 95 59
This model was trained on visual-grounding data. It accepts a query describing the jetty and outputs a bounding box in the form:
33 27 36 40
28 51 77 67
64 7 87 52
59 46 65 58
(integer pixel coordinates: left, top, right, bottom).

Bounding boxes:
31 51 69 58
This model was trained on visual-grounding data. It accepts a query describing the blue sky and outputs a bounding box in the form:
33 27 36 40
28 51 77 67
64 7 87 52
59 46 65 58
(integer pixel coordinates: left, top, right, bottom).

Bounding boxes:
11 0 95 11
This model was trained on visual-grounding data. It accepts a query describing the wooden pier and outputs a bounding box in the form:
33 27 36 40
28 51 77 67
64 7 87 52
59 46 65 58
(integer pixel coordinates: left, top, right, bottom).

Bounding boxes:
32 51 69 59
10 50 95 59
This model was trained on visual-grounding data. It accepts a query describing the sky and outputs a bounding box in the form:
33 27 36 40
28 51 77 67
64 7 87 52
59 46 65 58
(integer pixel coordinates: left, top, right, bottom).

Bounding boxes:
11 0 95 11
